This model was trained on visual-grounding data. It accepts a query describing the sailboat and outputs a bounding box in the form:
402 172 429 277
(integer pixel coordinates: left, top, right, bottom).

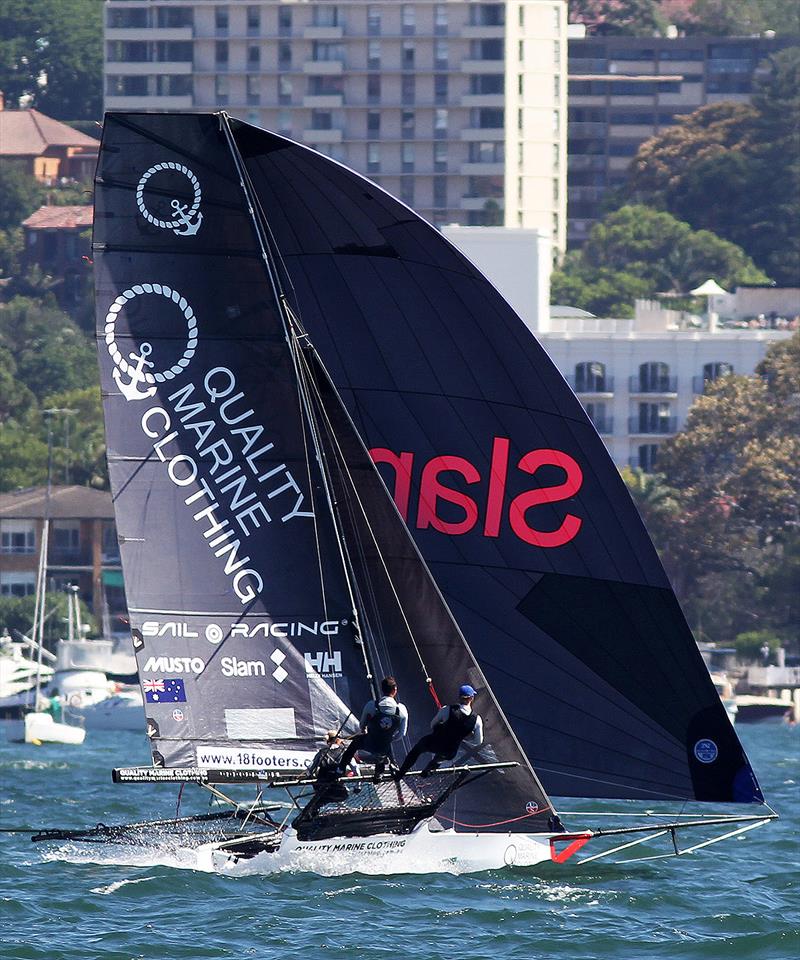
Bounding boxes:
34 112 775 874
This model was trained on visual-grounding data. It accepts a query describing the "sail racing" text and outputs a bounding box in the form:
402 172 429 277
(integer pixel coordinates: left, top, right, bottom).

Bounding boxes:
140 366 314 604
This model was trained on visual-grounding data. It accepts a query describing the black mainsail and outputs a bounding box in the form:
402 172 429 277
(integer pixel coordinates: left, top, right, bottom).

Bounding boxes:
227 120 763 806
94 113 553 833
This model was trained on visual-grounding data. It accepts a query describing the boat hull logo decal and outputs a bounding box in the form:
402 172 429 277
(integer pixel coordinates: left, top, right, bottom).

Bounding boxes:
136 162 203 236
105 284 197 401
693 738 719 763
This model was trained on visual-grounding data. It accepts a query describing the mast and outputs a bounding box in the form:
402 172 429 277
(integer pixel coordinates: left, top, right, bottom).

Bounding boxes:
218 112 378 701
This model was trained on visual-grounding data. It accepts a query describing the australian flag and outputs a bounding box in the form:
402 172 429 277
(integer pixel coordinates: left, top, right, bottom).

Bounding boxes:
143 678 186 703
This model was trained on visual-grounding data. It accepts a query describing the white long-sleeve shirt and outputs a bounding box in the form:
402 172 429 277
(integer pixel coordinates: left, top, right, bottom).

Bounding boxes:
359 696 409 741
430 703 483 748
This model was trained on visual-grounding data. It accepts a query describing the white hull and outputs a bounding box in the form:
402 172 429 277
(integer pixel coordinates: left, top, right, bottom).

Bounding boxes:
71 693 144 731
206 821 554 877
6 711 85 745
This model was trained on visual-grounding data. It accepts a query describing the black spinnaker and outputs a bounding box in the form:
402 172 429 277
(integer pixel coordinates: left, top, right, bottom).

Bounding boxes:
227 119 763 806
94 112 554 833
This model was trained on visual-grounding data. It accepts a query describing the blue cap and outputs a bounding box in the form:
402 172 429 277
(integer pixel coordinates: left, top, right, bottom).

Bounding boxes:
459 684 477 698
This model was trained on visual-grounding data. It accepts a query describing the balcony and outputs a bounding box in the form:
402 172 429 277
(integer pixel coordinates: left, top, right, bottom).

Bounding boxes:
460 127 504 141
461 94 504 108
590 416 614 435
628 375 677 394
628 416 677 435
302 127 343 143
460 26 505 39
460 161 504 175
566 375 614 394
303 94 344 108
49 546 92 567
106 27 193 41
460 59 505 73
303 59 344 75
303 26 344 40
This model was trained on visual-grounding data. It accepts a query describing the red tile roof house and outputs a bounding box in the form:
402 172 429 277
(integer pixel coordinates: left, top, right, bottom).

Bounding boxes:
21 205 92 307
0 96 99 182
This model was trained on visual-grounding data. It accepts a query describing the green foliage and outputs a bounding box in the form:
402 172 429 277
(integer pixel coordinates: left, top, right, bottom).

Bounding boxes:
628 48 800 285
732 630 781 661
0 592 97 646
551 205 768 316
654 333 800 644
0 227 23 278
679 0 800 37
0 0 103 120
0 161 45 229
568 0 668 36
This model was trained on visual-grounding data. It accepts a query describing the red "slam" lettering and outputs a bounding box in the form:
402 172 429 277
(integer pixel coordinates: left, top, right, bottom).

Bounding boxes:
370 438 583 549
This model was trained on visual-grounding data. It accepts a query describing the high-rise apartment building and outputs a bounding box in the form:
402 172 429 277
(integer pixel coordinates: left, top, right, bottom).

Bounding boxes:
103 1 567 248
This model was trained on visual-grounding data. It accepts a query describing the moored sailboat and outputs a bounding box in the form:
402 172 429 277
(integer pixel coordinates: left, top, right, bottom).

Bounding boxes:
33 113 775 874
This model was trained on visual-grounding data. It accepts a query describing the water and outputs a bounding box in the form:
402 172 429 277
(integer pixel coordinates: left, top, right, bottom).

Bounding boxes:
1 724 797 960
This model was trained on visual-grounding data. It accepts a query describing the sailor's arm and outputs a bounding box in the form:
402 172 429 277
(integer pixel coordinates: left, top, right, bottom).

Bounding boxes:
429 705 449 731
393 703 409 740
463 715 484 747
359 700 376 731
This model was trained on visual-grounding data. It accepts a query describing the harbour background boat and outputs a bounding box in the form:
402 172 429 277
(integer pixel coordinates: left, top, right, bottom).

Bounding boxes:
0 723 796 959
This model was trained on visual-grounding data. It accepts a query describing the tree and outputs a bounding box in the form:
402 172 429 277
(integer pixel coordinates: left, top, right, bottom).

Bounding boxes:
0 0 102 119
568 0 667 36
0 592 97 646
654 333 800 644
551 205 768 316
678 0 800 37
0 162 44 230
628 48 800 285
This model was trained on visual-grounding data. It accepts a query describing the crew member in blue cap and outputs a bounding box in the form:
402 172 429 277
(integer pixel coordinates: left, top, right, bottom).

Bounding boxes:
395 684 483 779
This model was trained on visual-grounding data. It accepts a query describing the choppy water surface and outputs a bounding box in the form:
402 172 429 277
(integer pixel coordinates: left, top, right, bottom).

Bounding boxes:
0 725 797 960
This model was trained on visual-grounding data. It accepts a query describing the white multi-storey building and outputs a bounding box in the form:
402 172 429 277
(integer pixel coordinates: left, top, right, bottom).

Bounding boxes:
103 0 568 247
540 309 792 470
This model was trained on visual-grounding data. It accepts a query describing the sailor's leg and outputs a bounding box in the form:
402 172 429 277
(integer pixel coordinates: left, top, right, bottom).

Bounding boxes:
336 734 365 771
396 734 435 778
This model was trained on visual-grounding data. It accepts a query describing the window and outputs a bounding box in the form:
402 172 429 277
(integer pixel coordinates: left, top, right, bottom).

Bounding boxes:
215 6 229 33
553 178 559 201
106 75 147 97
278 6 292 35
637 444 659 472
400 178 414 206
313 41 344 62
402 110 415 138
247 45 260 67
0 572 36 597
367 111 380 134
575 362 607 392
278 42 291 67
102 523 120 563
435 40 448 68
1 520 36 555
552 110 560 134
215 41 228 67
313 5 340 27
367 143 380 174
401 4 415 35
156 41 193 62
518 74 524 96
155 75 192 96
471 39 503 61
308 75 344 97
402 41 415 70
402 74 415 105
585 402 608 433
368 40 381 69
554 40 560 65
367 74 381 103
470 75 504 95
278 109 292 134
108 7 148 28
553 4 560 30
215 74 229 104
247 7 260 34
434 109 448 137
310 110 333 130
470 107 504 128
246 74 260 104
433 177 447 208
469 141 504 163
278 76 292 104
701 362 734 391
554 75 560 102
434 74 448 104
367 5 381 35
52 522 81 561
434 142 447 172
435 4 448 35
402 144 415 173
638 362 672 393
469 4 505 26
637 402 673 433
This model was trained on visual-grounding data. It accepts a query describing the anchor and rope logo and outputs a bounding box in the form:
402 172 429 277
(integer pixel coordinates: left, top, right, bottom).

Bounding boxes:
104 284 197 402
136 162 203 237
